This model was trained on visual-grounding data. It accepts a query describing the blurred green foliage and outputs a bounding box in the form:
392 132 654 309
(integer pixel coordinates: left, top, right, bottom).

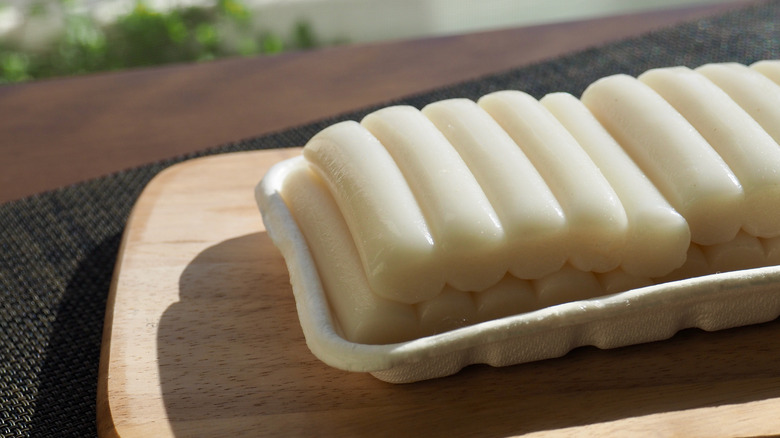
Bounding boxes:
0 0 323 84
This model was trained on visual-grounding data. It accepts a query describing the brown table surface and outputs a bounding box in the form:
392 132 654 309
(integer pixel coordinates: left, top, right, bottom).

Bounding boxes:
0 0 756 204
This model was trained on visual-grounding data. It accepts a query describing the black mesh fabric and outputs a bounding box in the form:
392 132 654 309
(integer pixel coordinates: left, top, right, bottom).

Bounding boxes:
1 1 780 436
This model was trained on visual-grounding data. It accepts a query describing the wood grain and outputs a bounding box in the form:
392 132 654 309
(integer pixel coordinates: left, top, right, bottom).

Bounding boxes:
98 149 780 438
0 1 755 204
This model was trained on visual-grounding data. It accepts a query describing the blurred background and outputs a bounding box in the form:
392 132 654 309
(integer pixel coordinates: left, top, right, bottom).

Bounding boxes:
0 0 736 84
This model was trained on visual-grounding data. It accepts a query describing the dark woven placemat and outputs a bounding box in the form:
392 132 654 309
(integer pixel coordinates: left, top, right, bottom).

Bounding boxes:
2 2 779 436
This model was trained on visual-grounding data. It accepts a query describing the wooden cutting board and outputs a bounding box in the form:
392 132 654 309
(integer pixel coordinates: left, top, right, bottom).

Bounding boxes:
97 149 780 437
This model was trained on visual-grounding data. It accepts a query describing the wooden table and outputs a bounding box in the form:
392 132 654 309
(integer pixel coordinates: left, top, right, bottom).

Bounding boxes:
0 1 755 204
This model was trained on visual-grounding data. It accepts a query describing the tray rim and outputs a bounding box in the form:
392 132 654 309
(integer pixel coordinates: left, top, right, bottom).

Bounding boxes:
257 155 780 383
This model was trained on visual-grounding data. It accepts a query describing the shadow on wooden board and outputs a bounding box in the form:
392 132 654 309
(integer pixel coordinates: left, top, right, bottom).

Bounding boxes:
158 232 780 437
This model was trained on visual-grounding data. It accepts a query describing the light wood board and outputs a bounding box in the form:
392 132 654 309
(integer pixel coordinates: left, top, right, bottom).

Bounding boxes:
98 149 780 437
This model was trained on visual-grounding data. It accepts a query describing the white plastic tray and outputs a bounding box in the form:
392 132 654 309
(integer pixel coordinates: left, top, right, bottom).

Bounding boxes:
256 155 780 383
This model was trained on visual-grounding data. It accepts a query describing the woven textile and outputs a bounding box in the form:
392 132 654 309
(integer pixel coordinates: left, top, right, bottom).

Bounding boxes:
1 1 779 436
